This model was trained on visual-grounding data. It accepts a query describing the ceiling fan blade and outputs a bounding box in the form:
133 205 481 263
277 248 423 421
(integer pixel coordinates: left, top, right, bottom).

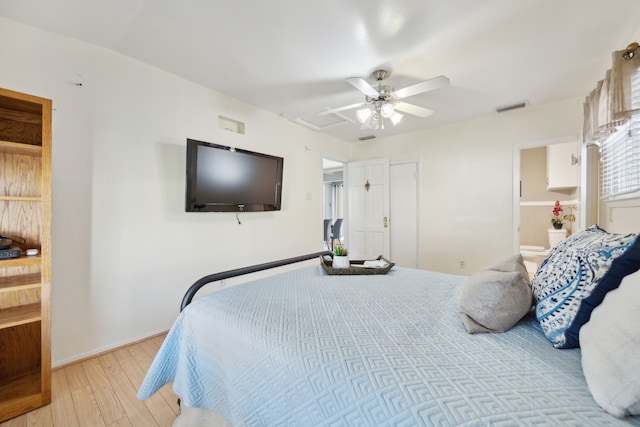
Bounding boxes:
392 75 449 99
394 102 434 118
346 77 380 98
318 102 366 116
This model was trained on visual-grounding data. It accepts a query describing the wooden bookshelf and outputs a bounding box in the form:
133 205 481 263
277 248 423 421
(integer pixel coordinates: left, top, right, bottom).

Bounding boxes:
0 87 51 422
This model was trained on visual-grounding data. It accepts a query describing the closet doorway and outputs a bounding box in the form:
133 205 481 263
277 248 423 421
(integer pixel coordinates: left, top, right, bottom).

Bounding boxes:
389 162 419 268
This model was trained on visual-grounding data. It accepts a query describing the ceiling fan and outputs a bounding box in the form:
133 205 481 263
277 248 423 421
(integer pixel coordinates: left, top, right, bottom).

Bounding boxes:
319 69 449 130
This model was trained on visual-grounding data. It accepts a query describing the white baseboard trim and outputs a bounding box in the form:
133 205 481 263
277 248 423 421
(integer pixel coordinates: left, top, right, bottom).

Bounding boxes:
52 327 169 369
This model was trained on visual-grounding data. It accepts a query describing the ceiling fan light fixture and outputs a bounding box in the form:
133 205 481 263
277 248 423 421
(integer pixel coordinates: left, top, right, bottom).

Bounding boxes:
371 113 381 130
356 108 372 123
360 111 373 129
390 112 403 126
380 102 395 118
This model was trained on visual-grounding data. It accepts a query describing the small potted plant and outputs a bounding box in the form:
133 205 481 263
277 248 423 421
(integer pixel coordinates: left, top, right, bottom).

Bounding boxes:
332 245 350 269
551 200 564 229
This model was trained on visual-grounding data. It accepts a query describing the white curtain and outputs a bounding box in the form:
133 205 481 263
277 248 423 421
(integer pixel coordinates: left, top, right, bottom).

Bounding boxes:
583 48 640 144
611 49 640 121
584 45 640 199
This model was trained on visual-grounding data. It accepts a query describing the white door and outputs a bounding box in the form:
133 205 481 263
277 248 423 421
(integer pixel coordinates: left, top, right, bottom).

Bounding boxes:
390 162 418 268
347 159 390 260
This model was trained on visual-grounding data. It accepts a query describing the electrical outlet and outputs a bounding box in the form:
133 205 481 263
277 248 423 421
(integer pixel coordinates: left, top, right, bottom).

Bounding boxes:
459 260 465 269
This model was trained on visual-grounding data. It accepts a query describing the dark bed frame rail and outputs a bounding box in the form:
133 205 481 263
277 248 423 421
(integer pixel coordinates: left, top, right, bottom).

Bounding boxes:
180 251 333 311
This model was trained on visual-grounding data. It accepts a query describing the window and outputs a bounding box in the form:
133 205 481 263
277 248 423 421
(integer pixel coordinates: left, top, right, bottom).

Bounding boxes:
599 57 640 200
600 117 640 199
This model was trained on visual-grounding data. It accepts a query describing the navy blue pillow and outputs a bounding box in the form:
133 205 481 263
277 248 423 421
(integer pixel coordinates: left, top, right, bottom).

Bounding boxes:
564 234 640 348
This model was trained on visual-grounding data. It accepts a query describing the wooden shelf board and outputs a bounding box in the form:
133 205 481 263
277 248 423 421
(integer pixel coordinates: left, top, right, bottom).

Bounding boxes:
0 369 41 400
0 196 42 202
0 370 43 423
0 304 41 329
0 255 42 268
0 274 41 293
0 140 42 156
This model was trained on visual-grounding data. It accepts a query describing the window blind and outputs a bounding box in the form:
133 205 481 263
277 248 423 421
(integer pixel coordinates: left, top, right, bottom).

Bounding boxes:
599 65 640 200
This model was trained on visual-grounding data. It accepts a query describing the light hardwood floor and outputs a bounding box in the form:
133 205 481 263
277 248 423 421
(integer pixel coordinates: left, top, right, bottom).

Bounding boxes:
0 333 179 427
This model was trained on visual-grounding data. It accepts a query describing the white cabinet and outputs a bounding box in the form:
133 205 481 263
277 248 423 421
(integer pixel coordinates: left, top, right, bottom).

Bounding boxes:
547 141 579 190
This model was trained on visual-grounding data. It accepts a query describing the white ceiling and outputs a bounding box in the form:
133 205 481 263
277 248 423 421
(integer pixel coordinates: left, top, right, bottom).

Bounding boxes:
2 0 640 142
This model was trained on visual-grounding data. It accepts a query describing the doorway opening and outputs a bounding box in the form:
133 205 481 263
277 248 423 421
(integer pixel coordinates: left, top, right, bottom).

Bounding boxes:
323 158 345 251
513 135 597 277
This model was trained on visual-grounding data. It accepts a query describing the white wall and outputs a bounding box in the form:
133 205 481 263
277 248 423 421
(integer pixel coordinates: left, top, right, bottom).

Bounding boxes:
0 18 350 365
350 99 583 274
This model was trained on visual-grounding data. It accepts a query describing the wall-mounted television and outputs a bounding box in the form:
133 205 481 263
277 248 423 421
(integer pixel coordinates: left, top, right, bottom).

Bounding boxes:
185 138 284 212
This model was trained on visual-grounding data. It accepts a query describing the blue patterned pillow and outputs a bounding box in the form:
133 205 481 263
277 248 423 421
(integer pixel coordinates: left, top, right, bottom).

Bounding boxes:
564 233 640 348
532 226 637 348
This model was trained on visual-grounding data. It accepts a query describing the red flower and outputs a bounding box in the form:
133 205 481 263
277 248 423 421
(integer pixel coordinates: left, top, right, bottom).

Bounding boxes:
551 201 563 224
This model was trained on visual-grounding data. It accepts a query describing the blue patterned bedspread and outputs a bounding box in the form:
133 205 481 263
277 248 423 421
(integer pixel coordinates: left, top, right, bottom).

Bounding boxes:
138 265 640 426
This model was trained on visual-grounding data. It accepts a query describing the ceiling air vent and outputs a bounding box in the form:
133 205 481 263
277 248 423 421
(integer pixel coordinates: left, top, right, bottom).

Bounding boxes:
358 135 376 141
495 101 528 113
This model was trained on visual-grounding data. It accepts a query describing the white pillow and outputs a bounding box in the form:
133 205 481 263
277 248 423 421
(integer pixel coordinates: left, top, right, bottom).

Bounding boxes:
580 269 640 417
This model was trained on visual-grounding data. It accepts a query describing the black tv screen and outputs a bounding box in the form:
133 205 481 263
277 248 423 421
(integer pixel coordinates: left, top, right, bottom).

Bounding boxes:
185 139 283 212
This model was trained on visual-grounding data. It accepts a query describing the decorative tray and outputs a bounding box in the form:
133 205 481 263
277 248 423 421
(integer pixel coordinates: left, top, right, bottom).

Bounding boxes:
320 255 395 275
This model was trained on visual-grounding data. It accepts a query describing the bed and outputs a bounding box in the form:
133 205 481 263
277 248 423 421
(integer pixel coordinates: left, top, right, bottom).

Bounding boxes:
138 228 640 426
